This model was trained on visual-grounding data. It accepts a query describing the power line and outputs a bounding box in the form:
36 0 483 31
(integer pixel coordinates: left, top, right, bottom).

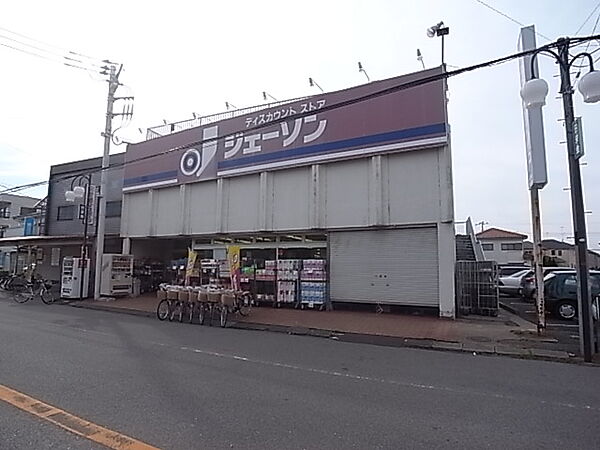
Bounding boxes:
0 26 113 76
574 1 600 35
585 12 600 53
474 0 552 41
0 40 97 73
0 33 105 70
0 25 105 66
2 33 600 196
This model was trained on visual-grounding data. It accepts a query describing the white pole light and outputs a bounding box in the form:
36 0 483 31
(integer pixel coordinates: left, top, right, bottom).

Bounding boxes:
73 186 85 198
520 78 549 109
65 190 76 202
577 70 600 103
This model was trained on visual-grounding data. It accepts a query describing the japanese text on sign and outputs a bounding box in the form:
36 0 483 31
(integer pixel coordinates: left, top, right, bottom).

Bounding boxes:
225 114 328 159
244 99 326 129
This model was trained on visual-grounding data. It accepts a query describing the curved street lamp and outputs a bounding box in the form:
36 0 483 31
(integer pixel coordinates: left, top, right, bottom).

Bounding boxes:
520 37 600 362
65 173 93 301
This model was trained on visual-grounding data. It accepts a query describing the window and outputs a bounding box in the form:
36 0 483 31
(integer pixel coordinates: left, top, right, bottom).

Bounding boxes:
481 243 494 251
558 250 563 256
551 250 556 256
106 201 122 218
57 205 75 221
501 243 523 251
0 204 11 218
20 206 37 216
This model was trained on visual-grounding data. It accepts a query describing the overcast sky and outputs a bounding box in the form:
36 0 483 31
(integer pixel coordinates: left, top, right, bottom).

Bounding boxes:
1 0 599 247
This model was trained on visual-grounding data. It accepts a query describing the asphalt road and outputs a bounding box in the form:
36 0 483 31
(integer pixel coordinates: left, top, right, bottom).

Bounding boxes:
500 295 585 352
0 295 599 449
0 401 103 450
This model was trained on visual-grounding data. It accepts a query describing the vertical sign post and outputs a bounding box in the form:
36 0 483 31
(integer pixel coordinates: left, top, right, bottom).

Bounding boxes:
519 26 548 333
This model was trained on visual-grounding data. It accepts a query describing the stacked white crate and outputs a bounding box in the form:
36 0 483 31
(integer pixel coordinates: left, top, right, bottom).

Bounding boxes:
276 259 302 304
300 259 327 307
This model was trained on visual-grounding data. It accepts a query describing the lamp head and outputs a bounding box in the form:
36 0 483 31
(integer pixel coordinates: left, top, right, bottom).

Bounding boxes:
73 186 85 198
520 78 549 109
358 62 363 71
309 77 314 87
427 21 445 37
578 70 600 103
65 190 76 202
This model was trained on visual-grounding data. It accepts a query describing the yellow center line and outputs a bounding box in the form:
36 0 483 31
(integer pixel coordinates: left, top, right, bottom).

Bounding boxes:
0 383 159 450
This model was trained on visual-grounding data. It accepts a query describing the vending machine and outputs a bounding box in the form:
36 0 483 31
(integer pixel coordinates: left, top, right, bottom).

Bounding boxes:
61 256 90 299
101 254 134 296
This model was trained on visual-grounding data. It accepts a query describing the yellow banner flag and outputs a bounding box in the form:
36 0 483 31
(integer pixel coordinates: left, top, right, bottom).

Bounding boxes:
227 245 241 290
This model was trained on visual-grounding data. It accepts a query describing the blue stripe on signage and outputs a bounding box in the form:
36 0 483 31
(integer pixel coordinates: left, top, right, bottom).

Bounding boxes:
218 123 446 170
124 170 178 186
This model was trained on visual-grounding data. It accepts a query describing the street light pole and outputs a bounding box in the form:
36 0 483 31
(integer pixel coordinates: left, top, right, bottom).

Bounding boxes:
65 173 93 300
556 38 594 361
520 35 600 362
78 174 92 301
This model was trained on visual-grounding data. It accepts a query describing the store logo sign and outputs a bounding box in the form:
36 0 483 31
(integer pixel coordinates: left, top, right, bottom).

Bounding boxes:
178 126 218 178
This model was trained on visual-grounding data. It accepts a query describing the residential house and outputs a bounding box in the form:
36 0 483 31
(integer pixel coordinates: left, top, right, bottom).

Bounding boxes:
538 238 600 269
0 193 40 272
476 227 527 264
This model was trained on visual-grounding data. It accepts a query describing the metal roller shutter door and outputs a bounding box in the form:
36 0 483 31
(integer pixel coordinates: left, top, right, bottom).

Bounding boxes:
330 227 439 306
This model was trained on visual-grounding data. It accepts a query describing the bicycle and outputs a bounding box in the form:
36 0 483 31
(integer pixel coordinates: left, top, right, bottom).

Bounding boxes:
1 274 23 292
12 278 55 304
217 290 253 328
156 286 177 321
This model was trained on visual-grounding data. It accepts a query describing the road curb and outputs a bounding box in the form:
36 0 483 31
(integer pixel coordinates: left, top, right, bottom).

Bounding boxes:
499 301 519 316
68 301 155 318
65 301 596 366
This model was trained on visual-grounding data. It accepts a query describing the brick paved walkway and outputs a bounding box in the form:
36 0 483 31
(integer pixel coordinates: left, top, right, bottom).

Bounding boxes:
76 294 533 343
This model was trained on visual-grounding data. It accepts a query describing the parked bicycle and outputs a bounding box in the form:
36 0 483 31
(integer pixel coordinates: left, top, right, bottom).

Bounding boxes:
198 289 252 327
11 277 55 304
156 284 252 327
1 273 18 291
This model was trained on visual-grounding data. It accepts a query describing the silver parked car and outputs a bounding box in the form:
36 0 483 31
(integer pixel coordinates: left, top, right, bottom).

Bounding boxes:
498 269 530 296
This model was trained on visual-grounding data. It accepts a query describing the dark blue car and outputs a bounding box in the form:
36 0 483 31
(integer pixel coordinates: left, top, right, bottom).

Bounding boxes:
543 271 600 320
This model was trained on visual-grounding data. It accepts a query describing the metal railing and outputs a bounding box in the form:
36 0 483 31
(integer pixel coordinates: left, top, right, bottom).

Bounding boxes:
145 96 309 140
466 217 485 261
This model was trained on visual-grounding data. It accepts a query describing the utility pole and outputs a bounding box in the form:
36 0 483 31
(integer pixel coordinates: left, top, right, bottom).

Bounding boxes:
476 220 487 233
556 38 594 361
94 64 119 300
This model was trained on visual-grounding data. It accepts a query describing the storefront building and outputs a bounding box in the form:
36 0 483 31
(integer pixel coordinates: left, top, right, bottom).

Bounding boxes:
0 154 124 288
121 67 456 317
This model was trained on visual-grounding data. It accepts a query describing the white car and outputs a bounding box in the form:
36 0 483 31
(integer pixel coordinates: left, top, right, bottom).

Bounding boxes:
498 269 530 296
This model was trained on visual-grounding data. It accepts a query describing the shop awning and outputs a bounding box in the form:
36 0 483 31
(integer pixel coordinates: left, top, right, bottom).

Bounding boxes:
0 234 121 247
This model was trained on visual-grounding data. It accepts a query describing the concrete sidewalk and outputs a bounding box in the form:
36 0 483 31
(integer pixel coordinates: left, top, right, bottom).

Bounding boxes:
67 294 584 363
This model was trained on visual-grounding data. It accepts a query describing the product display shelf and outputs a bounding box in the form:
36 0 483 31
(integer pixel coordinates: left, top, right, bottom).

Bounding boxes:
253 260 277 306
299 259 328 310
275 259 302 308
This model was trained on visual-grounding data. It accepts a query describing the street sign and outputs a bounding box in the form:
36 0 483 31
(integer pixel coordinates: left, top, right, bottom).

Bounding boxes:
519 26 548 189
573 116 584 159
